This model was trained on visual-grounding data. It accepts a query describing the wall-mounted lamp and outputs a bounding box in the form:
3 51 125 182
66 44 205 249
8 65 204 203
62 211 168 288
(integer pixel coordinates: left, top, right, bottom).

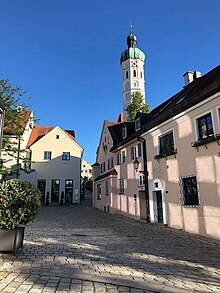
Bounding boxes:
133 157 140 171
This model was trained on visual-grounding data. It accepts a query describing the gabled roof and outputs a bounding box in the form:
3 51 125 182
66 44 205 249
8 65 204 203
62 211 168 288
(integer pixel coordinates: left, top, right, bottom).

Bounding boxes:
4 110 32 135
110 64 220 151
94 169 118 182
26 126 53 148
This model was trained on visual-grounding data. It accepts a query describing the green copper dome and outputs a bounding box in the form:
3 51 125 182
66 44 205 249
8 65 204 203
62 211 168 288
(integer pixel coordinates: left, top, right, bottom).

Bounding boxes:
120 47 145 64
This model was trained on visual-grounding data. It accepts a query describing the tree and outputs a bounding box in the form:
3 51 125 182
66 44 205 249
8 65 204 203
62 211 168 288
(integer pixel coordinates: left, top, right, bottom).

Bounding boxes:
126 91 150 122
0 79 32 177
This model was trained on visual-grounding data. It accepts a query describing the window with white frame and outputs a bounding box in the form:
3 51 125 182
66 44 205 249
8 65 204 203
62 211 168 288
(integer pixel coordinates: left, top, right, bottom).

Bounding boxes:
97 184 101 200
159 131 175 155
108 157 113 169
139 175 145 186
105 181 109 196
196 112 214 140
135 118 141 131
131 143 142 159
180 175 200 207
122 126 127 139
117 151 125 165
119 179 124 194
62 152 70 160
44 151 52 160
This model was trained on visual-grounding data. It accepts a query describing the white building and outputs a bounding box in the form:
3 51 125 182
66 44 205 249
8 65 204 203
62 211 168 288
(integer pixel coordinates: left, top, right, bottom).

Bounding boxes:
81 159 92 179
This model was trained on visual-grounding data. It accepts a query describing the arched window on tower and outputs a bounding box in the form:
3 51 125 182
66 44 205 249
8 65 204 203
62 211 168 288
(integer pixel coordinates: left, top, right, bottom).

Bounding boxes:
126 71 129 79
133 69 137 77
140 72 143 78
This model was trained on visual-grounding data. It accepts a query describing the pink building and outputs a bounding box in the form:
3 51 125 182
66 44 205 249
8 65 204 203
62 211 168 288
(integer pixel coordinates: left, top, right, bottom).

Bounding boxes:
93 65 220 240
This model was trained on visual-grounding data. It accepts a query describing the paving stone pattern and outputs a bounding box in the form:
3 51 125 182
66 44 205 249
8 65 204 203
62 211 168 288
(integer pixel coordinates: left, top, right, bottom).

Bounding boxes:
0 204 220 292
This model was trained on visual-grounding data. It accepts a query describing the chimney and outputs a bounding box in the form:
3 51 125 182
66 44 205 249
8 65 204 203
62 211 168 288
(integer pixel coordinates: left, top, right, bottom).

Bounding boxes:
183 71 202 86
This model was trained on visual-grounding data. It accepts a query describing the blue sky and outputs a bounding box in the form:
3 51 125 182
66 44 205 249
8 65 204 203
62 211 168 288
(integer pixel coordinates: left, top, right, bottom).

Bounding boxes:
0 0 219 164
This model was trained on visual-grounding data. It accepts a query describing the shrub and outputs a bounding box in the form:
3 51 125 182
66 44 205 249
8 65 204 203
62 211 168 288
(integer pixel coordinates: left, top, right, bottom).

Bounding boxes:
0 179 41 229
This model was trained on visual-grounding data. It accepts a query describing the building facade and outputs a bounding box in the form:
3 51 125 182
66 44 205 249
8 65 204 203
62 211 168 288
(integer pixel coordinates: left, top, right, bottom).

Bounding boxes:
21 126 83 205
81 159 92 180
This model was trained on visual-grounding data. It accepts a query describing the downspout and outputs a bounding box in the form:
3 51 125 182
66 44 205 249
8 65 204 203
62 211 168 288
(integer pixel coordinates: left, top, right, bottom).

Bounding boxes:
136 135 150 222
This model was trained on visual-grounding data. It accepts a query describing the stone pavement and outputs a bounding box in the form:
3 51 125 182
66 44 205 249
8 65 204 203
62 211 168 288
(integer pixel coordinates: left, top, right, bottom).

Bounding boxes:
0 205 220 293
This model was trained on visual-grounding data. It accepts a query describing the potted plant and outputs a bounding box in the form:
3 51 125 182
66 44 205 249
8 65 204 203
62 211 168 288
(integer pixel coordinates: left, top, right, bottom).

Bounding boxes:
0 179 41 254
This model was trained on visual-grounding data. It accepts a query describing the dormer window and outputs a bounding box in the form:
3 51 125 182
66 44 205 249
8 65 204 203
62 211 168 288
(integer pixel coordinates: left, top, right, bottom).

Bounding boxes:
122 126 127 139
135 118 141 131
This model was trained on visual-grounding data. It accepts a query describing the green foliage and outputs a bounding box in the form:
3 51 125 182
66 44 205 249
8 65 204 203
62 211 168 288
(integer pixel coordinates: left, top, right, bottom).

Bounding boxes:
0 179 41 229
126 91 150 122
0 79 34 176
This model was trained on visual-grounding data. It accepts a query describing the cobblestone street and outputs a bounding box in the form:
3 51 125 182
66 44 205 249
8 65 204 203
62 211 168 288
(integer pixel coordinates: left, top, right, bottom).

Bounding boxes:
0 204 220 293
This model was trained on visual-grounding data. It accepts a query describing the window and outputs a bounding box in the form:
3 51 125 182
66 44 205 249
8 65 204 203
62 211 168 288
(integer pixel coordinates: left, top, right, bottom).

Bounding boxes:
122 127 127 139
131 143 142 159
44 151 52 160
139 175 145 186
119 179 124 194
126 71 129 79
62 152 70 160
108 157 113 169
197 113 214 140
180 175 200 206
140 72 143 78
65 179 73 188
101 162 106 173
56 135 59 139
135 118 141 131
117 151 125 164
133 69 137 77
105 181 109 196
159 131 174 155
97 184 101 200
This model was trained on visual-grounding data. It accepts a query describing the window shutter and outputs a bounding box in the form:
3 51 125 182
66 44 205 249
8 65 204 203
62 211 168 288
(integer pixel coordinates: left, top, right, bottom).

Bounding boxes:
122 151 125 163
138 143 142 157
131 147 134 159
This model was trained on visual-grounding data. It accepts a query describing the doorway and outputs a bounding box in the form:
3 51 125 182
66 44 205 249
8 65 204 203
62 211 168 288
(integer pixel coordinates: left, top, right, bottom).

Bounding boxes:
37 179 46 203
65 179 73 204
51 179 60 203
153 190 164 223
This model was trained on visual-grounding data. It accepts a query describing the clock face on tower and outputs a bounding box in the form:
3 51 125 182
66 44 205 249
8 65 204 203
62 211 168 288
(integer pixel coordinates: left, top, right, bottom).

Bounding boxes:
131 60 137 67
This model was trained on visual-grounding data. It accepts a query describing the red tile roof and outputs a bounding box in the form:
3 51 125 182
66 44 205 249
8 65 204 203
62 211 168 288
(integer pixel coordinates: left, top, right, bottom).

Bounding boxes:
64 130 75 141
4 110 32 135
26 126 53 148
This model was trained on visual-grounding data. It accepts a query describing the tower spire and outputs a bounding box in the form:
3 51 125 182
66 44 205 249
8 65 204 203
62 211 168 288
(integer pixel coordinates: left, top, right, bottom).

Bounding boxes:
127 24 137 49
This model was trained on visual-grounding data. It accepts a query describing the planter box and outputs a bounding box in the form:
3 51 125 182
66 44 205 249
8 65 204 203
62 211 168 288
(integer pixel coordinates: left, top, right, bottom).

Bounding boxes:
0 227 25 255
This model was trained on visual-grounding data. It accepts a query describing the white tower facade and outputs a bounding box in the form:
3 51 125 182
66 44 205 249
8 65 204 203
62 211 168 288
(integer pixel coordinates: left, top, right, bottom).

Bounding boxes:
120 27 146 121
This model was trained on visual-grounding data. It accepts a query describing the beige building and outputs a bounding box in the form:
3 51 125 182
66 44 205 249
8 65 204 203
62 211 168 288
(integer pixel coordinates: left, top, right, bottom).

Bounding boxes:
81 159 92 179
21 126 83 204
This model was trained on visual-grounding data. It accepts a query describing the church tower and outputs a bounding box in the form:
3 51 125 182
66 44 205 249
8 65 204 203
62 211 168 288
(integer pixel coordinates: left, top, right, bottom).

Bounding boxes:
120 25 146 121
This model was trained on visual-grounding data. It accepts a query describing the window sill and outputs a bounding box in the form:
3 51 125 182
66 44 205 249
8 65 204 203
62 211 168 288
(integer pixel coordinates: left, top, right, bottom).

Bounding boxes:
182 205 201 208
154 148 177 160
191 134 219 149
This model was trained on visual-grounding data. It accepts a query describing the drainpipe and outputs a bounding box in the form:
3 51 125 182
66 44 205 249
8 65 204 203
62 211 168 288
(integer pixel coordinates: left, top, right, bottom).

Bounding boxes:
136 136 150 222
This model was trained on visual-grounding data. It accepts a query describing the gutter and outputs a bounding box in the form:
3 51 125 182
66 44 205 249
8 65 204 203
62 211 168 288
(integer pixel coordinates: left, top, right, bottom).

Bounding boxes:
136 135 150 222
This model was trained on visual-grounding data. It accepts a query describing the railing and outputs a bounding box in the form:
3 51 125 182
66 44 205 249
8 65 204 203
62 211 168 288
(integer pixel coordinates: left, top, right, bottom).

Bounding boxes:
154 148 177 160
191 133 220 149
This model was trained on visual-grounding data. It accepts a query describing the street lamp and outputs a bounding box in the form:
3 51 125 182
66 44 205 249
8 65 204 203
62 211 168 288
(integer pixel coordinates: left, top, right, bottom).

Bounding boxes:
133 157 140 172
